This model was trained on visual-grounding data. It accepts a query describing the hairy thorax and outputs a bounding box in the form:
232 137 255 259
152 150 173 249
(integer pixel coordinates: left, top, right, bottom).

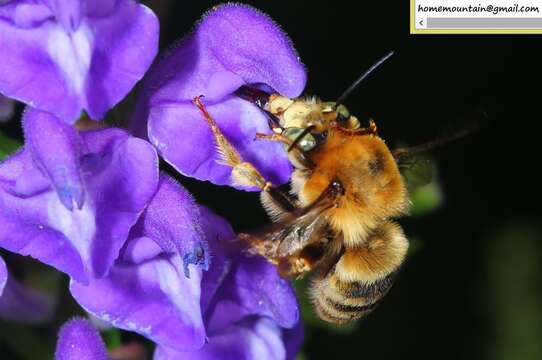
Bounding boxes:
297 131 409 247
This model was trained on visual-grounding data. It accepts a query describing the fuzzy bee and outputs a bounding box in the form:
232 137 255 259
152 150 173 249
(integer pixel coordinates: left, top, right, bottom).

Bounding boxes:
193 52 460 324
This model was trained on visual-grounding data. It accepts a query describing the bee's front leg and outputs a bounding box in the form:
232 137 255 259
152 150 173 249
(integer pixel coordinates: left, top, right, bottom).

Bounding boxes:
255 132 315 170
193 95 295 216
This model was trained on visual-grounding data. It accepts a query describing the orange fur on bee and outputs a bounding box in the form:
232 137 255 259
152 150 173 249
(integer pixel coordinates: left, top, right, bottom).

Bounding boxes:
195 92 414 325
297 131 409 247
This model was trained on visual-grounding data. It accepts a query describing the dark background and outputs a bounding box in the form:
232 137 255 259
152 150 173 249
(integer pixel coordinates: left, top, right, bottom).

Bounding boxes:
164 1 542 360
2 1 542 359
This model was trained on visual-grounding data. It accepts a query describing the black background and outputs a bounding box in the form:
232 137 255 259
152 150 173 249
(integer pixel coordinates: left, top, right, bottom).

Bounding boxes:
158 1 542 360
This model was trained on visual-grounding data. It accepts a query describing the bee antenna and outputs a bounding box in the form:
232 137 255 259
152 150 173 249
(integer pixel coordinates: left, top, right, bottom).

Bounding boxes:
334 50 395 109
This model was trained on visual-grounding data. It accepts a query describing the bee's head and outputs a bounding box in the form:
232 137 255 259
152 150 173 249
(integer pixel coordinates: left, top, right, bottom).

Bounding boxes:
320 101 361 130
264 51 393 153
236 51 393 154
266 95 332 152
264 95 368 153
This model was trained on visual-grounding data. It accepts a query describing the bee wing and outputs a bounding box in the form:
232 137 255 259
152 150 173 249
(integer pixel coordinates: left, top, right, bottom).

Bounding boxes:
240 182 338 260
397 156 435 190
392 107 487 165
393 112 487 192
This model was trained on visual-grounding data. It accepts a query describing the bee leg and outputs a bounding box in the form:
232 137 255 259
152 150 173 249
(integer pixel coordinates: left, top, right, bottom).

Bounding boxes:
276 240 329 278
193 96 296 213
193 96 264 188
255 132 315 169
335 119 378 137
255 132 292 145
193 96 272 188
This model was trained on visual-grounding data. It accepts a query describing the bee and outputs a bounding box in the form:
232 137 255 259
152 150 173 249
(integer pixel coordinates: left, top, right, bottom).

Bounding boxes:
193 52 465 324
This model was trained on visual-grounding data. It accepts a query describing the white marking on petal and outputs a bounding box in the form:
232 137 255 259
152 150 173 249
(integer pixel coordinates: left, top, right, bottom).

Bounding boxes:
47 23 94 96
248 320 285 360
155 255 202 315
245 328 269 359
47 193 96 271
99 313 111 322
88 313 113 331
148 130 168 152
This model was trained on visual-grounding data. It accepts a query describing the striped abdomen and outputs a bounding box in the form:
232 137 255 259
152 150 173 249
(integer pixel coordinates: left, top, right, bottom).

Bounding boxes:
310 221 408 324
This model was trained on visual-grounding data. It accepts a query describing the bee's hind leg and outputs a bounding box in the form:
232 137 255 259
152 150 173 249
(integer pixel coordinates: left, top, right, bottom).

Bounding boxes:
276 240 330 278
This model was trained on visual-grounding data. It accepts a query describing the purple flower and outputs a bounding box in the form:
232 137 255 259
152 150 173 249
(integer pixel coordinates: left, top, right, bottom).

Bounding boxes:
0 106 302 357
0 108 159 284
0 256 6 295
155 318 303 360
56 317 109 360
70 182 302 357
0 4 304 357
131 3 306 189
0 255 55 324
70 176 208 351
0 0 159 123
153 205 304 359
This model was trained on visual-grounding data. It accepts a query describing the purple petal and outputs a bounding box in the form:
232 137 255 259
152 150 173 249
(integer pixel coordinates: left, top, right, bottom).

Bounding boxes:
0 256 6 295
70 206 237 352
70 244 206 351
85 0 116 17
0 1 53 29
0 269 55 324
131 175 208 276
154 317 287 360
0 0 159 123
0 3 90 122
207 255 299 330
283 318 304 360
0 255 55 324
198 207 235 313
0 149 50 197
83 0 159 120
196 4 306 97
43 0 82 32
141 3 305 106
148 96 292 190
23 107 84 210
55 318 108 360
78 132 159 280
131 3 304 188
199 206 299 331
121 235 164 266
0 127 159 283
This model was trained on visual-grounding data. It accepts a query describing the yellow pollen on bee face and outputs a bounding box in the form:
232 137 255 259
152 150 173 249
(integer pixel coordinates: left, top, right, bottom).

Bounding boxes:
268 95 294 115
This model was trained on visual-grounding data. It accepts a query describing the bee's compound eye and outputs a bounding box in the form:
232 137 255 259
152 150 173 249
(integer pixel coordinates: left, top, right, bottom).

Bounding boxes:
283 127 317 151
344 115 361 129
321 102 336 113
336 104 350 120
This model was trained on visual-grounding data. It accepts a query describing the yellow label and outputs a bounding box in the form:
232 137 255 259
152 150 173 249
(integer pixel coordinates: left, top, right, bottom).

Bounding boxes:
411 0 542 34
